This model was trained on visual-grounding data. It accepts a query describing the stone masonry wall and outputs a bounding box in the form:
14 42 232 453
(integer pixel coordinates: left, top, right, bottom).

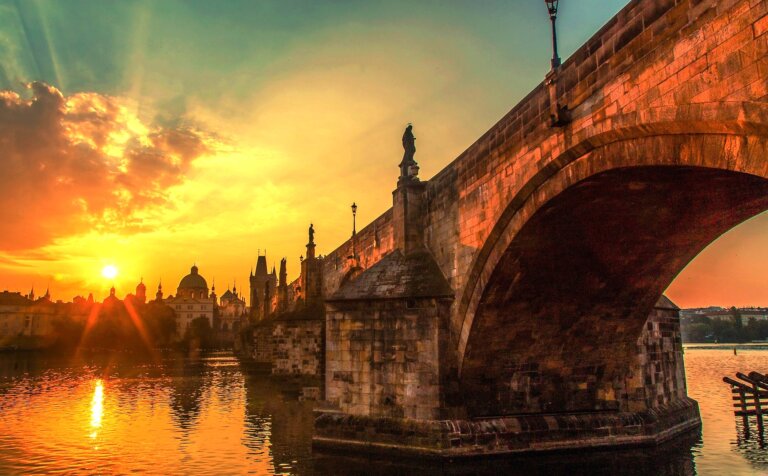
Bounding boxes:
624 303 687 412
314 301 700 457
321 299 686 416
321 210 395 298
251 322 273 365
243 317 324 378
272 318 324 377
325 298 447 420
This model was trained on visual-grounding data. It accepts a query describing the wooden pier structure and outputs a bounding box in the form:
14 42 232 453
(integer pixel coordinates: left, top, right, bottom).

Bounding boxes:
723 371 768 440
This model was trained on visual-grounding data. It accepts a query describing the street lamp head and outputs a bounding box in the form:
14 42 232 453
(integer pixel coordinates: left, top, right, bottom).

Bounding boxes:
351 202 357 215
545 0 559 17
545 0 562 69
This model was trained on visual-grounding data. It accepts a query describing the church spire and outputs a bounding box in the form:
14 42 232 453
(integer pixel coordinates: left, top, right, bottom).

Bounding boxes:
255 255 268 277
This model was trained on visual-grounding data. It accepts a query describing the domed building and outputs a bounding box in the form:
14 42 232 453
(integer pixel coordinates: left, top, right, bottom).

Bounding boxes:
177 265 209 299
165 265 217 334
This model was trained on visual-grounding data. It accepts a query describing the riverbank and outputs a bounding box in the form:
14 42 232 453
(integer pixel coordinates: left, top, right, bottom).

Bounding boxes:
684 343 768 351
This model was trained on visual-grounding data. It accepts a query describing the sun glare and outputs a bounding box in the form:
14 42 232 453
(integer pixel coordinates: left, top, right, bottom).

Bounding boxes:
101 265 118 280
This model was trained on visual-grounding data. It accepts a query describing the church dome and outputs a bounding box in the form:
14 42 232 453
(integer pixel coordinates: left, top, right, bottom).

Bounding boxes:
177 265 208 295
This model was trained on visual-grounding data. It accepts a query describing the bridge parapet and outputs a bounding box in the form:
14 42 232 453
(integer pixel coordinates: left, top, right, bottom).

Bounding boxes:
321 209 395 297
320 0 768 305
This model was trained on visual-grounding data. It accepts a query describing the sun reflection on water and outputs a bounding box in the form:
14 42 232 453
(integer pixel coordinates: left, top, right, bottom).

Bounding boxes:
90 379 104 439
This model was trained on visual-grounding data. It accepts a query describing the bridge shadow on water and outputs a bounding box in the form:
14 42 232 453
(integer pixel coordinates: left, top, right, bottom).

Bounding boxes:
312 431 702 476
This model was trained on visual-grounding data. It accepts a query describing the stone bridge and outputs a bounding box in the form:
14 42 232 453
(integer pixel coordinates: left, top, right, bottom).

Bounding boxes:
313 0 768 456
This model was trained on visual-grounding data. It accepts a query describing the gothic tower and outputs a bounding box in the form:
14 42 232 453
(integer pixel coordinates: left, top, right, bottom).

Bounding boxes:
249 253 277 320
136 278 147 303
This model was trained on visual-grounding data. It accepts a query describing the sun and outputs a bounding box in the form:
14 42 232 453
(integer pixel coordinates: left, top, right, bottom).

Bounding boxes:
101 265 118 280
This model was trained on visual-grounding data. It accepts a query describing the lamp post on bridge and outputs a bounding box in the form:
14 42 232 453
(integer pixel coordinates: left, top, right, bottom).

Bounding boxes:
545 0 561 69
544 0 569 127
349 202 358 266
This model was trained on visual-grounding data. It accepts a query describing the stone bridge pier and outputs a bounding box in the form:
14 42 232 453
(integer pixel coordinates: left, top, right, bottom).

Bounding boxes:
314 0 768 457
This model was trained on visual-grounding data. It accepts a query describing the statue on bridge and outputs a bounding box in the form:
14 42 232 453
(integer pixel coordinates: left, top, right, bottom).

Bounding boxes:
399 124 419 183
308 223 315 244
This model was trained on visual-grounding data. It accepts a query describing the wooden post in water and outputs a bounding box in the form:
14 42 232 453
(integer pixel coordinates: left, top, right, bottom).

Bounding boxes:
724 371 768 441
748 372 768 443
737 372 764 437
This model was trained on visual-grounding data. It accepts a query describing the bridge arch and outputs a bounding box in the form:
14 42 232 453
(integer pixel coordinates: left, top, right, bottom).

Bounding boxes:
456 111 768 417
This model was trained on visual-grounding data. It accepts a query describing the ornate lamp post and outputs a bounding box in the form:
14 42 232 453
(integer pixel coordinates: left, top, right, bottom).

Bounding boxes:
544 0 569 127
349 202 358 265
545 0 561 69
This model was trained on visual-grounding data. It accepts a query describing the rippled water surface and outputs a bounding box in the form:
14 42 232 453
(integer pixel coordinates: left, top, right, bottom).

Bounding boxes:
0 348 765 475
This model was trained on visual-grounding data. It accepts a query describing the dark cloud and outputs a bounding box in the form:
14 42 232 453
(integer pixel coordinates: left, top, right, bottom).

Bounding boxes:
0 81 210 250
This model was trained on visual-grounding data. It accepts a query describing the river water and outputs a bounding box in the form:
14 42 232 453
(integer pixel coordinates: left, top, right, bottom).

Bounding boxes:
0 347 764 475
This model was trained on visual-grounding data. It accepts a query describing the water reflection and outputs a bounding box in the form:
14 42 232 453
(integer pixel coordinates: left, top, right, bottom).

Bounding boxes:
734 419 768 472
167 359 205 432
0 348 764 474
90 379 104 438
242 374 315 474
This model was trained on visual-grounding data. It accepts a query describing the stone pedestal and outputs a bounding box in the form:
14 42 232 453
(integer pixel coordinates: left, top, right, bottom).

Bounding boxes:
323 250 456 420
301 244 323 307
392 180 427 255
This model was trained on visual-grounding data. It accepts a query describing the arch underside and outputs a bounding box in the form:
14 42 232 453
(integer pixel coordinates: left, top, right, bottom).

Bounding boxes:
460 165 768 417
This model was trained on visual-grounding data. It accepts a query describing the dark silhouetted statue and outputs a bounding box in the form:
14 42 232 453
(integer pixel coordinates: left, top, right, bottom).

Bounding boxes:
399 124 419 182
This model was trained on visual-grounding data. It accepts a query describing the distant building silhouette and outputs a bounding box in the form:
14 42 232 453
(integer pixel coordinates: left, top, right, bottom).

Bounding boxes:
135 279 146 303
0 290 88 348
249 254 277 321
219 283 247 334
165 265 216 332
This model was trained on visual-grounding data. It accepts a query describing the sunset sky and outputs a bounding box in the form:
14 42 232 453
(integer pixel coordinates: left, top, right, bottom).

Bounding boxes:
0 0 766 308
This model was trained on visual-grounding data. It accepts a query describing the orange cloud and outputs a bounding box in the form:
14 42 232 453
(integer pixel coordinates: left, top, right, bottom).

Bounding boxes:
0 81 211 250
